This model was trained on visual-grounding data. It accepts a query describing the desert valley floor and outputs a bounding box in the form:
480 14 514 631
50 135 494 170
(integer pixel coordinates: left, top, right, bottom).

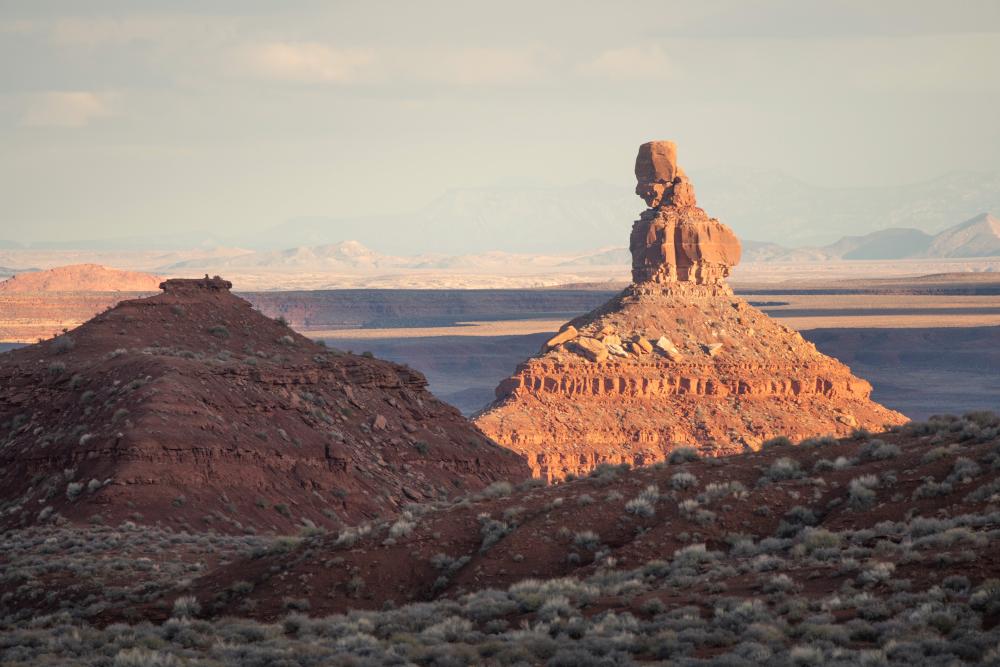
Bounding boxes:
2 274 999 421
303 277 1000 421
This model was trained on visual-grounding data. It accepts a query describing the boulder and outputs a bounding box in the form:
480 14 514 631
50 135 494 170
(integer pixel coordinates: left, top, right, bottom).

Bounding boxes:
607 343 629 358
544 325 578 350
571 337 608 362
655 336 682 361
703 343 724 357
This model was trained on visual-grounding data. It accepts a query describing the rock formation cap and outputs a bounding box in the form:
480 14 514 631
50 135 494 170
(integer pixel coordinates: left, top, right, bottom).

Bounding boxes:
631 140 740 284
635 140 695 208
160 275 233 292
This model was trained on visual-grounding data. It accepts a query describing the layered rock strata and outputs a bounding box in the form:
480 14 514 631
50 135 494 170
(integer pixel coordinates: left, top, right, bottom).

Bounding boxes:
0 278 528 533
475 141 906 480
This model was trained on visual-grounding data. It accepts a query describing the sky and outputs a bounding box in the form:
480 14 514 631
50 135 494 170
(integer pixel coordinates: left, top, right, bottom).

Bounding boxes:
1 1 999 246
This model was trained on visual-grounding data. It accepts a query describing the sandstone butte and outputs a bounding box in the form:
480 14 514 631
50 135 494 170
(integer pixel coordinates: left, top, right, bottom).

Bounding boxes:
0 263 163 293
0 264 164 344
0 276 529 533
475 141 908 481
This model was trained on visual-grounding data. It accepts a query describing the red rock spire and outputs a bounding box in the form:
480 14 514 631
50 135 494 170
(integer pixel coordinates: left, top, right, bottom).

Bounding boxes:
630 140 742 285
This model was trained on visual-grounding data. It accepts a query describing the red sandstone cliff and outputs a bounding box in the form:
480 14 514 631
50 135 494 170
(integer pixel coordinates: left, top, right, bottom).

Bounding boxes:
475 141 907 480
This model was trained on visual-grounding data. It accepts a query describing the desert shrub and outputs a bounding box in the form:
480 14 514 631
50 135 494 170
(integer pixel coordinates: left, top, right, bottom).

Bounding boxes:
573 530 601 551
626 497 655 518
922 446 953 464
763 457 803 482
672 543 716 567
848 474 878 510
762 435 793 449
971 579 1000 615
481 481 513 498
964 410 1000 428
763 573 797 593
65 481 84 500
913 478 953 499
947 457 982 483
113 649 179 667
207 325 230 339
699 481 747 503
801 527 841 554
388 515 416 538
943 575 970 593
589 462 630 482
668 446 701 464
671 471 698 490
52 335 75 354
334 524 371 548
625 485 660 518
172 595 201 618
857 561 895 585
479 515 511 552
800 435 839 448
784 505 818 526
967 479 1000 503
857 439 900 461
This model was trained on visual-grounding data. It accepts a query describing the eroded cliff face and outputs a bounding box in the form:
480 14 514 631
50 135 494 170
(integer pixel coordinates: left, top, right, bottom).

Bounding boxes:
475 141 906 480
0 278 528 533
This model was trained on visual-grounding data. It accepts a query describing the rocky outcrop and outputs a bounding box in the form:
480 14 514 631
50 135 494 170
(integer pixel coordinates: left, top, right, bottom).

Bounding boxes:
475 141 906 480
0 278 528 533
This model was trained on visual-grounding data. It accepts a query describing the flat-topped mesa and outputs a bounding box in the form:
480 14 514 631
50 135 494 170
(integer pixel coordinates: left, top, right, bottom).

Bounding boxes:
631 141 741 286
159 275 233 292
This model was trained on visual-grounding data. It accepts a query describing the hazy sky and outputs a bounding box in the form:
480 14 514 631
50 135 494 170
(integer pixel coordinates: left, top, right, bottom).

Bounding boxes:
2 1 999 244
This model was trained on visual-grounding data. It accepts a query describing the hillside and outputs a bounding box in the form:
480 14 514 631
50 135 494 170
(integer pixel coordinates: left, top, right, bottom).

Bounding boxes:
4 412 1000 664
0 277 528 535
189 414 1000 624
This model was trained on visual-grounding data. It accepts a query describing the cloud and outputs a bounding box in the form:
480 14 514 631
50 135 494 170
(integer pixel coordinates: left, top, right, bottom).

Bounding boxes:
579 45 674 80
235 41 551 86
239 42 375 83
21 92 113 128
401 47 550 85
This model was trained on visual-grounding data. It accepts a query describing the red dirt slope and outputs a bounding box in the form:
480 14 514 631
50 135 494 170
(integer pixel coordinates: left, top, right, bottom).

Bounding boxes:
0 277 529 534
196 412 1000 621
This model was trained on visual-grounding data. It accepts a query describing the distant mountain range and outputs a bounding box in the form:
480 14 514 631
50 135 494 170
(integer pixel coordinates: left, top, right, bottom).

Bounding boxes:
695 168 1000 246
245 170 1000 253
740 212 1000 263
5 168 999 254
156 212 1000 277
159 240 602 275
